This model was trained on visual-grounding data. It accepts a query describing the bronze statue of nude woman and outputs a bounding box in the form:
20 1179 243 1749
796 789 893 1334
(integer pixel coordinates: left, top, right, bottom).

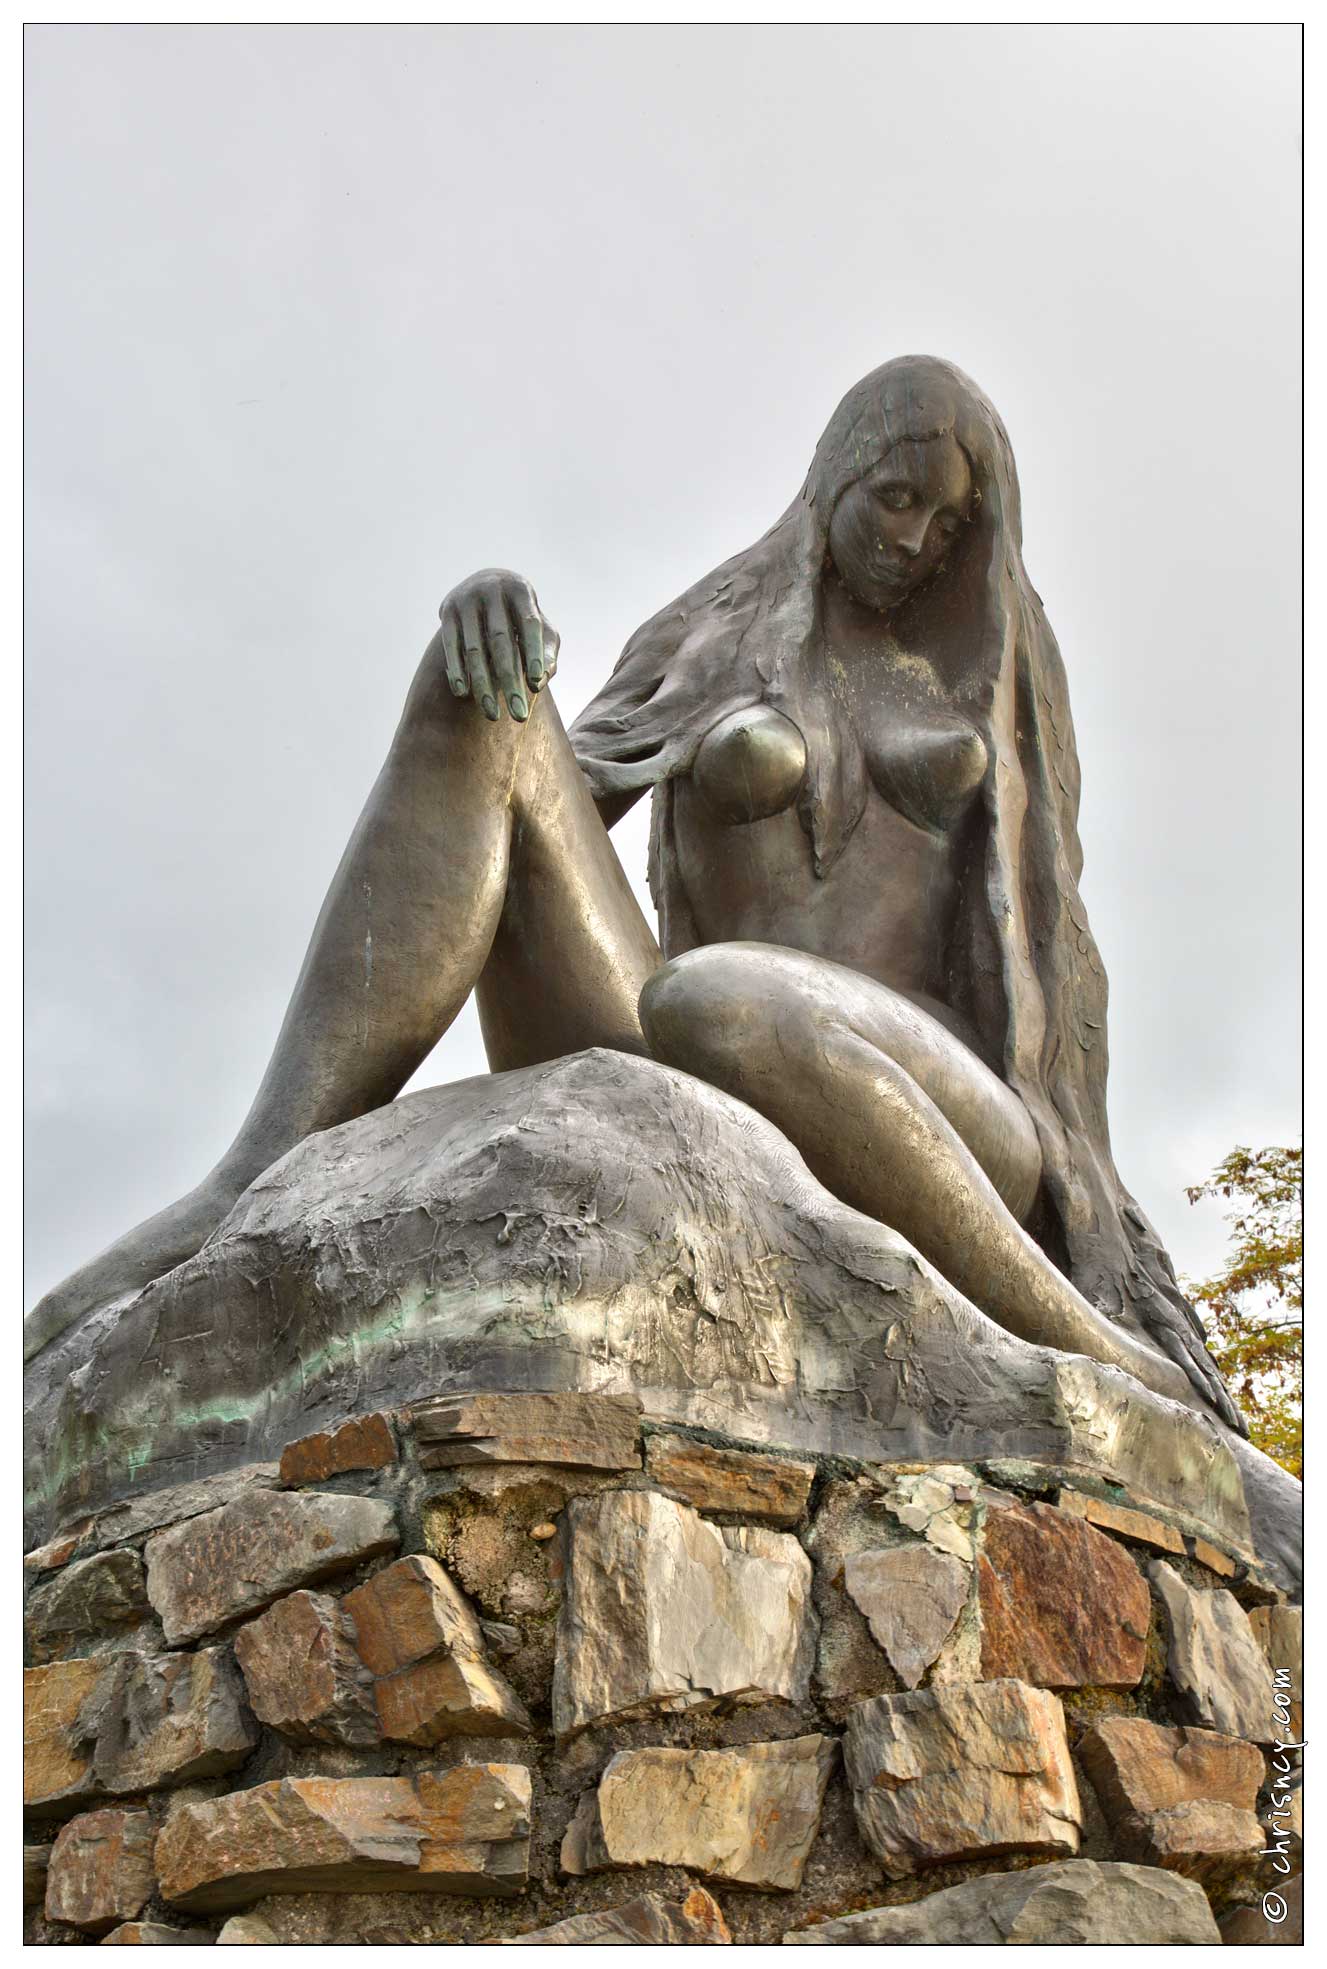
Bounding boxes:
24 354 1243 1438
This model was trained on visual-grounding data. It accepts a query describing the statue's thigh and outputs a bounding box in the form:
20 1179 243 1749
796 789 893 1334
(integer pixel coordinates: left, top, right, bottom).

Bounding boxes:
645 941 1042 1220
478 693 663 1071
773 954 1042 1219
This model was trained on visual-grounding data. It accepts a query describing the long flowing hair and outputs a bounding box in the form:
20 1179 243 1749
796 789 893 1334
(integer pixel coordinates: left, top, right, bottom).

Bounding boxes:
571 356 1239 1429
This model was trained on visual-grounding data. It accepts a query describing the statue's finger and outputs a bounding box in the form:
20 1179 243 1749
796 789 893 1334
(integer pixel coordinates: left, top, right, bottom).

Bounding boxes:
459 593 499 720
439 606 469 697
483 587 527 721
543 619 561 680
511 581 548 690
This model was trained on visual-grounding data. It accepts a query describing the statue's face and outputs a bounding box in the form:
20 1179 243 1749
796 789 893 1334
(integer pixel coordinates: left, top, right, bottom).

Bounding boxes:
828 434 973 612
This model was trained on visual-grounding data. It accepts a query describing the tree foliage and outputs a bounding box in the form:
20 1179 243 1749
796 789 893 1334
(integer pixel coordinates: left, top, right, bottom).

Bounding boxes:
1184 1144 1302 1478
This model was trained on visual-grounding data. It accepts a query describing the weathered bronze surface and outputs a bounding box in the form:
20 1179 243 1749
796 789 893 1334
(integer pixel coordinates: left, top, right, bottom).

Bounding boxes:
25 356 1242 1440
28 1051 1296 1586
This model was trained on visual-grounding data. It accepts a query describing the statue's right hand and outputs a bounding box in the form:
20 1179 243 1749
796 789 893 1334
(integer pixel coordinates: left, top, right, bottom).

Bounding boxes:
438 569 560 723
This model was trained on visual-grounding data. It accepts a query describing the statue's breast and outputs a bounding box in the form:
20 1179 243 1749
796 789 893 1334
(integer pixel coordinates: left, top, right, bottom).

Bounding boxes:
691 697 987 839
692 705 807 824
864 717 989 835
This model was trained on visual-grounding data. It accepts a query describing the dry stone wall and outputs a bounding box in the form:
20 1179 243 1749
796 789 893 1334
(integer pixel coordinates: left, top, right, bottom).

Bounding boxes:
22 1392 1301 1945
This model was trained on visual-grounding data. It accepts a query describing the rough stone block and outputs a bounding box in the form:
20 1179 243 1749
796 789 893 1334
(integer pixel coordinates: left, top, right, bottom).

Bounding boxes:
24 1846 50 1908
373 1649 531 1745
341 1554 485 1674
1078 1715 1267 1881
1248 1602 1303 1736
561 1735 835 1892
24 1658 107 1816
233 1592 378 1746
1077 1716 1263 1820
843 1545 969 1688
279 1413 397 1486
553 1489 815 1735
101 1922 214 1944
783 1859 1221 1944
144 1490 399 1644
411 1390 642 1471
804 1479 951 1708
25 1550 151 1659
216 1913 281 1943
644 1434 814 1525
334 1553 528 1741
1150 1562 1278 1741
155 1768 532 1910
843 1678 1081 1877
212 1894 535 1945
85 1647 259 1793
1188 1535 1237 1577
81 1463 282 1555
25 1528 87 1572
978 1501 1150 1688
508 1887 732 1943
1119 1799 1264 1879
44 1808 156 1934
1056 1488 1185 1555
879 1466 977 1560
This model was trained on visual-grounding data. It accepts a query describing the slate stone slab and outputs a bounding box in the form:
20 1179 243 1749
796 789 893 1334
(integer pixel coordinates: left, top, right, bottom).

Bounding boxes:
1055 1487 1186 1554
562 1736 836 1891
552 1489 815 1734
101 1923 215 1944
144 1490 399 1645
1248 1602 1303 1736
23 1847 51 1909
340 1555 485 1673
644 1434 815 1525
411 1390 642 1471
977 1500 1151 1688
843 1678 1081 1876
155 1768 532 1910
86 1647 259 1793
842 1544 968 1688
233 1592 379 1747
1150 1562 1279 1742
44 1808 156 1934
24 1658 110 1816
783 1860 1221 1944
25 1549 150 1659
279 1413 397 1486
507 1888 732 1944
1077 1715 1266 1881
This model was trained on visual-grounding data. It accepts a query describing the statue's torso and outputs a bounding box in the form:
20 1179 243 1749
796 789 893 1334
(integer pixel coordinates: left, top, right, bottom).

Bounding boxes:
667 633 989 1043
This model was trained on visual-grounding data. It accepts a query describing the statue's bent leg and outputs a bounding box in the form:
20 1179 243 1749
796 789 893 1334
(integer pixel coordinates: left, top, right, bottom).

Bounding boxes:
475 696 662 1071
640 941 1199 1411
26 645 657 1359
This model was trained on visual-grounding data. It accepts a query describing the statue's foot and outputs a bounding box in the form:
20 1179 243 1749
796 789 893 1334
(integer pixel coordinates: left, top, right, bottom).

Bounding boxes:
24 1170 242 1363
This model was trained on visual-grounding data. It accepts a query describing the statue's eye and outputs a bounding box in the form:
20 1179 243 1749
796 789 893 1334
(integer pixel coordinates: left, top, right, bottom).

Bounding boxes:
877 484 914 511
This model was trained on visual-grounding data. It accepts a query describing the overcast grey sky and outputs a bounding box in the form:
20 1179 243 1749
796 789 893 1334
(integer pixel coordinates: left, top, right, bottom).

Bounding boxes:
25 23 1300 1307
